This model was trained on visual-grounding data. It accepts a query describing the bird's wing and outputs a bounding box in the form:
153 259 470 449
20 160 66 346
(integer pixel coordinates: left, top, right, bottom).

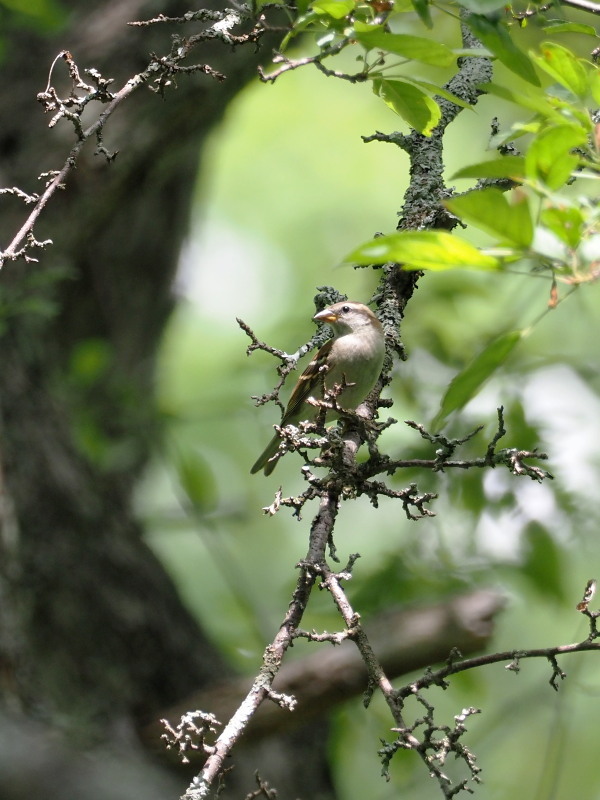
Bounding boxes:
281 339 333 425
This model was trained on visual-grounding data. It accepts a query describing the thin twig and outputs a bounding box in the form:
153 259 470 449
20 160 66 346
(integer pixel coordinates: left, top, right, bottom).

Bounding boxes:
1 71 146 268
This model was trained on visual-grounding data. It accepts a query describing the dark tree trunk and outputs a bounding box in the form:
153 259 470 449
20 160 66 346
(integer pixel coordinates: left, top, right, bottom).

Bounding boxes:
0 3 336 797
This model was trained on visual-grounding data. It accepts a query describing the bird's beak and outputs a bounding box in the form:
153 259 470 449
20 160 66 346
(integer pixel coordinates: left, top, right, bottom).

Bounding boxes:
313 307 338 323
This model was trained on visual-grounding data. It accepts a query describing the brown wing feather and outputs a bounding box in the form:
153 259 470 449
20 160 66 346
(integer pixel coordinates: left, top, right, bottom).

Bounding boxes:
281 339 332 425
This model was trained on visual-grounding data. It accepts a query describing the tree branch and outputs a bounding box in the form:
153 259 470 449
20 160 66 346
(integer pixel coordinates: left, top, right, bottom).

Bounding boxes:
181 489 340 798
146 589 504 754
0 7 269 268
560 0 600 14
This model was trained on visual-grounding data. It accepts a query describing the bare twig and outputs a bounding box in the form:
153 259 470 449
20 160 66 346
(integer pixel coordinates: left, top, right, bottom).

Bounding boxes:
258 37 361 83
1 69 146 269
397 639 600 700
243 773 279 800
0 9 258 268
360 408 552 485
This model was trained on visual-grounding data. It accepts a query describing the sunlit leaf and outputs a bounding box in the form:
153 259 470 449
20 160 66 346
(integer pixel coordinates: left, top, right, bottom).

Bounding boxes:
467 14 540 86
541 204 584 249
445 187 533 248
408 78 473 109
411 0 433 28
454 48 494 58
353 20 384 33
525 124 587 190
373 78 441 135
280 10 320 49
533 41 589 99
432 330 523 430
590 71 600 105
481 81 560 118
541 20 597 36
344 230 501 270
357 30 455 66
310 0 355 18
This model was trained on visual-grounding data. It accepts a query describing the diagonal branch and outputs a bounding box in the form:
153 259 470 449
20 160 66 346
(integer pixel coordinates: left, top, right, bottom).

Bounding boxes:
0 7 264 268
1 68 147 267
181 489 340 798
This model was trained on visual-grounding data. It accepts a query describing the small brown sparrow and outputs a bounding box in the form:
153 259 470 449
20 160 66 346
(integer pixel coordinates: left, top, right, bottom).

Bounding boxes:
251 301 385 475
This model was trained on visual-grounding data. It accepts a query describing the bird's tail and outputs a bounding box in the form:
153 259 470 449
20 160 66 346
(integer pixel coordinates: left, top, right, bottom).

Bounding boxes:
250 434 281 475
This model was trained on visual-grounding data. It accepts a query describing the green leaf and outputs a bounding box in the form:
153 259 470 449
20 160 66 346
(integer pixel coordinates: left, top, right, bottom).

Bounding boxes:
411 0 433 28
373 79 441 135
525 124 587 189
532 41 588 99
481 81 559 118
453 48 494 58
541 204 584 248
432 330 523 429
407 78 473 109
356 30 455 66
467 14 540 86
310 0 355 18
452 156 525 180
589 70 600 105
541 20 597 36
280 9 319 50
344 230 501 270
352 20 383 33
445 187 533 247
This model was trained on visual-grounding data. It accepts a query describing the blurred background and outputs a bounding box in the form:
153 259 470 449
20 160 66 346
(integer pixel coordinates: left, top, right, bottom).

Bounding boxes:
1 2 600 799
147 48 600 800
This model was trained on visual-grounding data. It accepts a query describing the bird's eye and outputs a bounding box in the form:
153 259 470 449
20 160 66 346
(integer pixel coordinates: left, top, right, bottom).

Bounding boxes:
341 305 350 314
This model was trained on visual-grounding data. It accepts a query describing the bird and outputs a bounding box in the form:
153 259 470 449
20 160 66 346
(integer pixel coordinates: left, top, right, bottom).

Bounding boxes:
251 301 385 475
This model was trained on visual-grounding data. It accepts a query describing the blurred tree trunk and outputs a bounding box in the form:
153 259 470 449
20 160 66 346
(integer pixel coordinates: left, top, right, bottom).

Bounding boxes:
0 2 335 797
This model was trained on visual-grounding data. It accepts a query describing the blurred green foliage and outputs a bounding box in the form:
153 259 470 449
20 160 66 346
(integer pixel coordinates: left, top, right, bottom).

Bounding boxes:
0 0 65 34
